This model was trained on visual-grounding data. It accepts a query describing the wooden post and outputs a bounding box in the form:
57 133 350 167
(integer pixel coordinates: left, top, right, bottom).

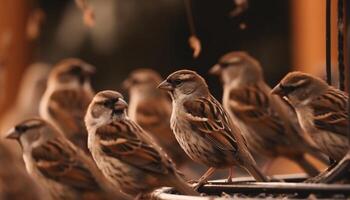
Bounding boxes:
291 0 338 77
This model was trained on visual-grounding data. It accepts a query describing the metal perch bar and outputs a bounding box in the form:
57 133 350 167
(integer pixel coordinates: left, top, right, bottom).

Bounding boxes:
149 174 350 199
338 0 345 91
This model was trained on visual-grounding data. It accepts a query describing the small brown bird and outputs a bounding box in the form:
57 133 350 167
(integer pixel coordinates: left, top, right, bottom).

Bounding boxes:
0 142 49 200
6 118 131 200
271 71 349 162
158 70 268 189
85 90 199 197
40 58 95 153
123 69 190 166
209 52 327 176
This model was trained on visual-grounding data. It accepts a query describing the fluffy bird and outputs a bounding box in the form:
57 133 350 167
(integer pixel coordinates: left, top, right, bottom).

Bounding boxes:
271 71 349 162
0 142 49 200
123 69 189 166
209 51 327 176
158 70 268 189
85 90 198 197
6 118 130 200
40 58 95 153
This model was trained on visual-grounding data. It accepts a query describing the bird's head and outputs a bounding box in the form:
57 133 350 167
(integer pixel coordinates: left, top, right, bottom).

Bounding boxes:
209 51 263 86
271 71 329 106
6 118 54 150
157 69 209 101
122 68 163 96
86 90 128 129
49 58 95 89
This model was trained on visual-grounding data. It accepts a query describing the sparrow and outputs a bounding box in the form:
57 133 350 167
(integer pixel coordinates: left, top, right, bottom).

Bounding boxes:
271 71 349 163
0 142 49 200
6 118 131 200
85 90 199 197
158 69 268 189
0 62 50 160
209 51 327 176
40 58 95 153
123 68 190 166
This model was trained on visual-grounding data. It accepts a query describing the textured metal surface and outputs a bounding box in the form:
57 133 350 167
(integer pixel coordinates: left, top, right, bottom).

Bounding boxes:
149 174 350 200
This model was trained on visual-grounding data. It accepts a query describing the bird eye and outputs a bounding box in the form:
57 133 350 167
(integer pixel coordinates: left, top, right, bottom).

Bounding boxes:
131 79 141 85
69 65 83 76
15 125 28 133
103 99 116 108
172 79 182 86
219 62 231 68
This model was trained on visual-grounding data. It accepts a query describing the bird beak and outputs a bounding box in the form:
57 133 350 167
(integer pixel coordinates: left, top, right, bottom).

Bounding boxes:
157 80 173 91
113 98 128 112
271 84 285 97
5 128 20 140
209 64 222 75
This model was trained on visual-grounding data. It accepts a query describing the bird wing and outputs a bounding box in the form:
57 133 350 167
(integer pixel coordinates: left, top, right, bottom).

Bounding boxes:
228 85 285 137
96 120 172 174
183 96 238 152
310 89 348 137
32 138 100 190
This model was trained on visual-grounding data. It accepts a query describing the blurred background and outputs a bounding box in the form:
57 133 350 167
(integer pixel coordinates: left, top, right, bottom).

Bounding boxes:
0 0 348 176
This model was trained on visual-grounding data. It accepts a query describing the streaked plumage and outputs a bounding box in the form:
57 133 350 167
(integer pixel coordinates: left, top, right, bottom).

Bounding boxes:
85 90 198 197
0 142 48 200
210 52 327 176
271 71 349 162
40 58 95 153
123 69 190 166
6 118 130 200
158 70 268 188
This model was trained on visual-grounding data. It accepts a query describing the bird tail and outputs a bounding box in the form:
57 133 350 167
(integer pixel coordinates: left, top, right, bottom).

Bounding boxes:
244 162 269 182
291 155 320 176
168 174 199 196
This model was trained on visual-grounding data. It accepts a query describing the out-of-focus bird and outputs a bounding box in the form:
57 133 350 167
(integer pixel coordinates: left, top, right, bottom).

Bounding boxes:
0 63 50 134
122 69 190 166
271 71 349 162
158 70 268 189
209 52 327 176
6 118 131 200
0 142 49 200
0 63 50 160
85 90 199 197
40 58 95 153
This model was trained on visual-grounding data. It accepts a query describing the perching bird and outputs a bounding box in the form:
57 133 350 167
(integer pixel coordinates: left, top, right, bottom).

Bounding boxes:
123 68 190 166
40 58 95 153
158 70 268 189
6 118 131 200
0 142 49 200
85 90 199 197
0 62 50 160
209 51 327 176
271 71 349 163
